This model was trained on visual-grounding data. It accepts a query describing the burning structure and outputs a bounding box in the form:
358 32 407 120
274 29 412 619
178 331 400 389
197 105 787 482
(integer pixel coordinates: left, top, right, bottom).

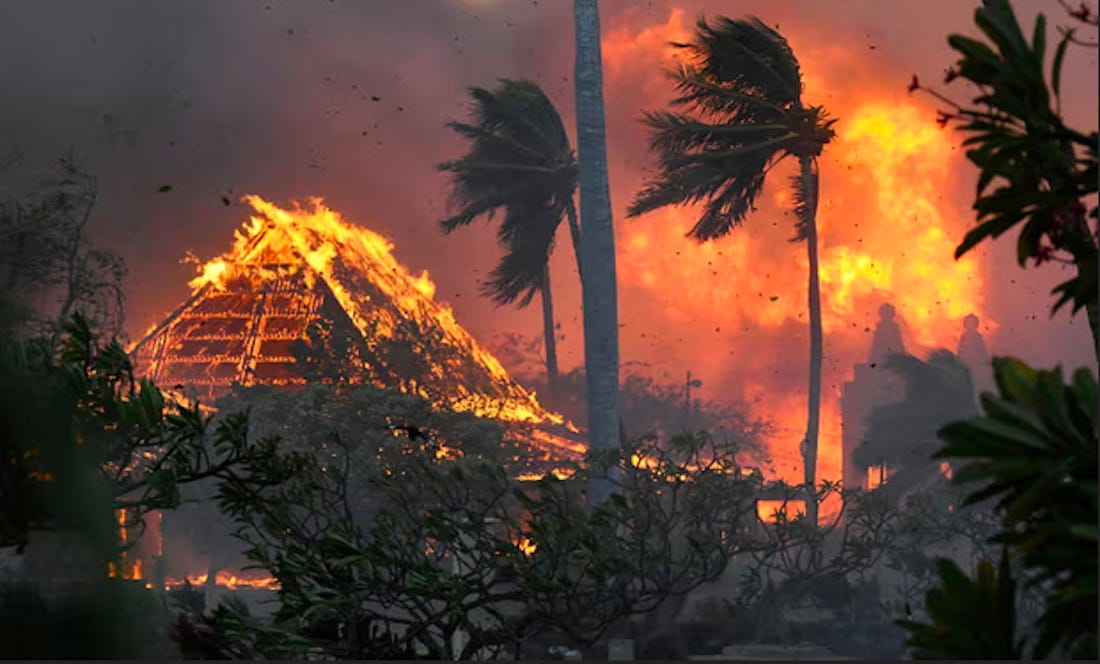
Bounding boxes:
125 195 591 592
130 195 582 458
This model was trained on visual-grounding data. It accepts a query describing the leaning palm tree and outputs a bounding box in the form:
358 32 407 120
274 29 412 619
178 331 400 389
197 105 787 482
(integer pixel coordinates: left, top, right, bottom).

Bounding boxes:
439 79 582 391
574 0 623 505
627 16 836 523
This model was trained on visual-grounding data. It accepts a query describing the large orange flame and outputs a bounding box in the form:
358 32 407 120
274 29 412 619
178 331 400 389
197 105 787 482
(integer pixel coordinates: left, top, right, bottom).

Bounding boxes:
604 10 995 484
183 195 576 432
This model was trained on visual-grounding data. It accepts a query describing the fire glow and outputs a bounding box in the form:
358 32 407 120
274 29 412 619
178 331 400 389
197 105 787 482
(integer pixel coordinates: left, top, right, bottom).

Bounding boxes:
169 195 578 434
164 571 281 591
604 9 995 485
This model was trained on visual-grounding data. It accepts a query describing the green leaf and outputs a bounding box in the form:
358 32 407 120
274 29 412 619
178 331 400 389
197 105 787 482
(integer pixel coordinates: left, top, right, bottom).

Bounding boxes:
1052 30 1073 98
1031 13 1046 72
1015 218 1045 265
947 35 1002 76
156 185 172 193
955 221 1007 258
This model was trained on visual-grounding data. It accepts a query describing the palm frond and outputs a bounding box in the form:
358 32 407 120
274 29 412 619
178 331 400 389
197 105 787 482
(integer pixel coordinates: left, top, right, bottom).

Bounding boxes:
630 14 834 247
464 80 572 159
480 204 560 308
667 66 785 122
443 121 556 165
439 79 577 308
641 110 791 158
629 148 775 241
690 165 770 240
666 135 795 168
438 191 506 234
630 160 730 217
679 16 802 108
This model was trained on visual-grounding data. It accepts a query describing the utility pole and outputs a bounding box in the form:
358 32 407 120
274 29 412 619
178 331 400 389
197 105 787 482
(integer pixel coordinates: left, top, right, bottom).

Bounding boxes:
684 371 702 426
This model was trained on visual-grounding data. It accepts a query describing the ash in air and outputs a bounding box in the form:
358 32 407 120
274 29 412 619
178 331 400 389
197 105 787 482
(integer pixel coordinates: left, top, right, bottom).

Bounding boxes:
0 0 1095 660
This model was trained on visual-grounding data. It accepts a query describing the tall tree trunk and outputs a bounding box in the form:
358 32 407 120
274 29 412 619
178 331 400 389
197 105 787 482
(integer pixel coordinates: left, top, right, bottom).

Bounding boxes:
573 0 621 505
540 264 560 392
565 198 584 285
800 155 823 527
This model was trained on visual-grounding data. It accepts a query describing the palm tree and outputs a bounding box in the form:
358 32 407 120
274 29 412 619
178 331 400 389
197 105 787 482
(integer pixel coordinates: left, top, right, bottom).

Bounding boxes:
573 0 622 505
439 79 582 391
627 16 836 523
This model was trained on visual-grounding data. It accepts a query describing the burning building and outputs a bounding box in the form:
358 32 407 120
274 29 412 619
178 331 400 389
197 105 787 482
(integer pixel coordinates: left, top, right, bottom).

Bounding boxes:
127 195 588 591
129 195 583 459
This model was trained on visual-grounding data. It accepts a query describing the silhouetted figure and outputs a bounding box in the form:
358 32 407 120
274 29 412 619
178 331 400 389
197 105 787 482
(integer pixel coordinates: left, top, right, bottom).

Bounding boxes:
869 303 906 365
957 313 993 394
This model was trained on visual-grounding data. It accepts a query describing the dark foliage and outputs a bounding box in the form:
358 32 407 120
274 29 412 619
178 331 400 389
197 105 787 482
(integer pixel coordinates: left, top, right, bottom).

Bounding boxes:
898 553 1025 659
200 430 763 659
439 79 580 308
0 314 271 556
0 156 126 337
914 0 1099 348
0 580 177 659
900 357 1098 659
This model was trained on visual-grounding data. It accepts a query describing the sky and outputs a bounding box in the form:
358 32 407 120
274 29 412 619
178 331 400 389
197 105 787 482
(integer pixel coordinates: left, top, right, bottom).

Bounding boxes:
1 0 1096 481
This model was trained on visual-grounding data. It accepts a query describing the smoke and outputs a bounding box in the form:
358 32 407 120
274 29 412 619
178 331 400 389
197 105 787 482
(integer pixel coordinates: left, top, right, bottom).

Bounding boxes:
1 0 1094 481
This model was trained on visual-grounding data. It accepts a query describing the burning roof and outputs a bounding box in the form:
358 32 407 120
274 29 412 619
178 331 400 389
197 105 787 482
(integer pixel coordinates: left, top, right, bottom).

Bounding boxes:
131 195 582 455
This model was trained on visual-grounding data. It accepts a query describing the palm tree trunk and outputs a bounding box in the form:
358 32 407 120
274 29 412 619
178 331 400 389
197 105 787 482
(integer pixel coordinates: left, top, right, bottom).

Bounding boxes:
565 198 584 285
574 0 621 505
801 155 823 527
540 264 560 392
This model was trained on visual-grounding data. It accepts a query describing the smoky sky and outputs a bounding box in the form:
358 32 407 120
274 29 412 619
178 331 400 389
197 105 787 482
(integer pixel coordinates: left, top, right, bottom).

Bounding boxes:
1 0 1096 435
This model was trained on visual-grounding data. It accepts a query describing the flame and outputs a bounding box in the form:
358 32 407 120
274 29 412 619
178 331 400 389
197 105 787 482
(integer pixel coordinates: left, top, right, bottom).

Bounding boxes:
434 442 461 460
516 468 574 482
190 257 229 292
630 453 659 470
867 465 889 490
604 10 995 485
756 499 807 524
108 509 147 581
175 196 577 437
164 571 280 591
514 536 537 556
